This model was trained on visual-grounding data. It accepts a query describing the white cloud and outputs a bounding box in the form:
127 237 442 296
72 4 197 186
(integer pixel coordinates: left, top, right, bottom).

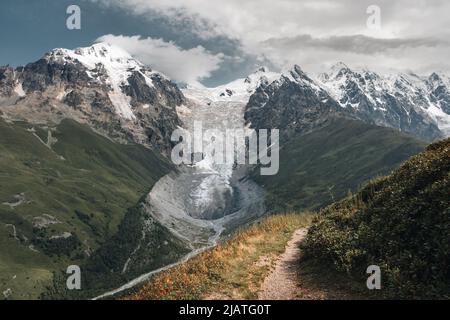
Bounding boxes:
260 34 450 74
96 34 224 85
92 0 450 75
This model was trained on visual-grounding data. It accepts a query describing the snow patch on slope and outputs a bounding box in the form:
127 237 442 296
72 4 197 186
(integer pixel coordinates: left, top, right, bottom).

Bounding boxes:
184 67 280 104
427 105 450 135
13 82 26 97
46 42 160 120
317 63 450 136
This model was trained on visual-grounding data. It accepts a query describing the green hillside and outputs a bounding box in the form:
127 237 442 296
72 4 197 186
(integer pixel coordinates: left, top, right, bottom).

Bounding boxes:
303 138 450 298
0 118 184 299
253 118 426 212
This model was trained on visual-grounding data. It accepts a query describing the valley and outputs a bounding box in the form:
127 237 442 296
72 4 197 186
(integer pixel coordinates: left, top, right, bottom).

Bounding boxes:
0 42 449 300
93 85 269 299
0 118 180 299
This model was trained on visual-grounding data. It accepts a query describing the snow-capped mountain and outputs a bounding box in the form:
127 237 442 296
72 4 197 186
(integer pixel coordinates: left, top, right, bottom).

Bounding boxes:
316 63 448 141
244 63 450 142
47 44 158 120
0 42 185 152
2 43 449 150
426 72 450 135
244 65 345 141
183 66 280 104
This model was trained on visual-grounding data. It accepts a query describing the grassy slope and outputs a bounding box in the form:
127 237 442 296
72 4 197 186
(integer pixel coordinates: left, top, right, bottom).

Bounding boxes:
126 213 313 300
0 118 176 299
253 118 426 212
303 138 450 299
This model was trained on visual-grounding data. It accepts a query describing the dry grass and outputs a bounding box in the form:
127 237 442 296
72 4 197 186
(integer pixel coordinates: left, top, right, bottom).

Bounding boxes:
125 213 313 300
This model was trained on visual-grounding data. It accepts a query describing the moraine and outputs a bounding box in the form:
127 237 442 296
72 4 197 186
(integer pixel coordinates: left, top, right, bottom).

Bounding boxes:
94 69 276 299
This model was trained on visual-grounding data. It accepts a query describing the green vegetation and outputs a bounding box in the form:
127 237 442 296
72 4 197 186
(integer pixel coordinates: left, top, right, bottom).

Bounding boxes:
42 195 189 299
253 118 426 212
303 138 450 299
127 213 313 300
32 232 82 257
0 118 178 299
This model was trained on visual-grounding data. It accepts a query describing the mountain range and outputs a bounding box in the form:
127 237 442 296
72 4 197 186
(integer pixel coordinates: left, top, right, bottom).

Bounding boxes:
0 42 448 299
2 43 450 148
243 64 449 142
0 43 185 153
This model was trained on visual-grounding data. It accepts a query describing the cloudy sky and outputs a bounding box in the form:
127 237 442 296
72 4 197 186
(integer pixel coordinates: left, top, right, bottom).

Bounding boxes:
1 0 449 86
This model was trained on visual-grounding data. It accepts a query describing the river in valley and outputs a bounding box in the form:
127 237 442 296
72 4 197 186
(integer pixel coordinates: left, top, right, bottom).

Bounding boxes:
94 85 267 299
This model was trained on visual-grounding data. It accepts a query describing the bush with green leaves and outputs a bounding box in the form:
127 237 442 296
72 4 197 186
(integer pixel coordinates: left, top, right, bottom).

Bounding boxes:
303 138 450 299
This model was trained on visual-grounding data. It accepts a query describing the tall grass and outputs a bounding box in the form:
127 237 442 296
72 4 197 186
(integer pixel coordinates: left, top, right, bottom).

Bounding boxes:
126 212 313 300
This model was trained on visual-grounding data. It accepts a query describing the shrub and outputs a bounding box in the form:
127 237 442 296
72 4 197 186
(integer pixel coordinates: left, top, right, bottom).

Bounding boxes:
303 138 450 299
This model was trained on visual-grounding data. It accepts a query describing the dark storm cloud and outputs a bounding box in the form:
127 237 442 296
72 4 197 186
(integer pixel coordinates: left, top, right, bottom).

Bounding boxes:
262 34 449 55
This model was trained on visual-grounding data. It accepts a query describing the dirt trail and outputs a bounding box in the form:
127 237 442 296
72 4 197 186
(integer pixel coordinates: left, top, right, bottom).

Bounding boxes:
258 228 308 300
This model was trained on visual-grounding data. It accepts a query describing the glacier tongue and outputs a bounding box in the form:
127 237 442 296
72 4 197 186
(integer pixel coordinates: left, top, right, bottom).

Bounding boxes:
143 80 268 247
184 67 280 104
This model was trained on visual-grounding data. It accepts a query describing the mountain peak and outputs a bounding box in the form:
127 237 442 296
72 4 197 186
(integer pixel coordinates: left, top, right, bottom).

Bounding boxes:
327 61 351 78
1 42 185 152
282 64 317 86
39 42 180 121
286 65 304 79
427 72 450 91
330 61 349 71
75 42 133 60
429 72 443 86
293 64 304 74
45 42 141 71
256 66 269 73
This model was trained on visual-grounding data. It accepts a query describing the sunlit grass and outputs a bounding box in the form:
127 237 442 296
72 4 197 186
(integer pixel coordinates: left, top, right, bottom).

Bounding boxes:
126 212 314 300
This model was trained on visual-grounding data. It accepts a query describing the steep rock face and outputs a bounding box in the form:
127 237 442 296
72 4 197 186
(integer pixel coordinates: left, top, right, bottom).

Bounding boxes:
20 57 92 92
0 43 185 152
245 64 450 142
317 64 445 141
245 66 348 141
428 72 450 114
0 66 16 96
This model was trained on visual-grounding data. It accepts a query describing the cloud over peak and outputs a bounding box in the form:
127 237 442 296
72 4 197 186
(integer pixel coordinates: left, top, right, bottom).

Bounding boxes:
92 0 450 79
263 34 448 55
96 34 224 85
